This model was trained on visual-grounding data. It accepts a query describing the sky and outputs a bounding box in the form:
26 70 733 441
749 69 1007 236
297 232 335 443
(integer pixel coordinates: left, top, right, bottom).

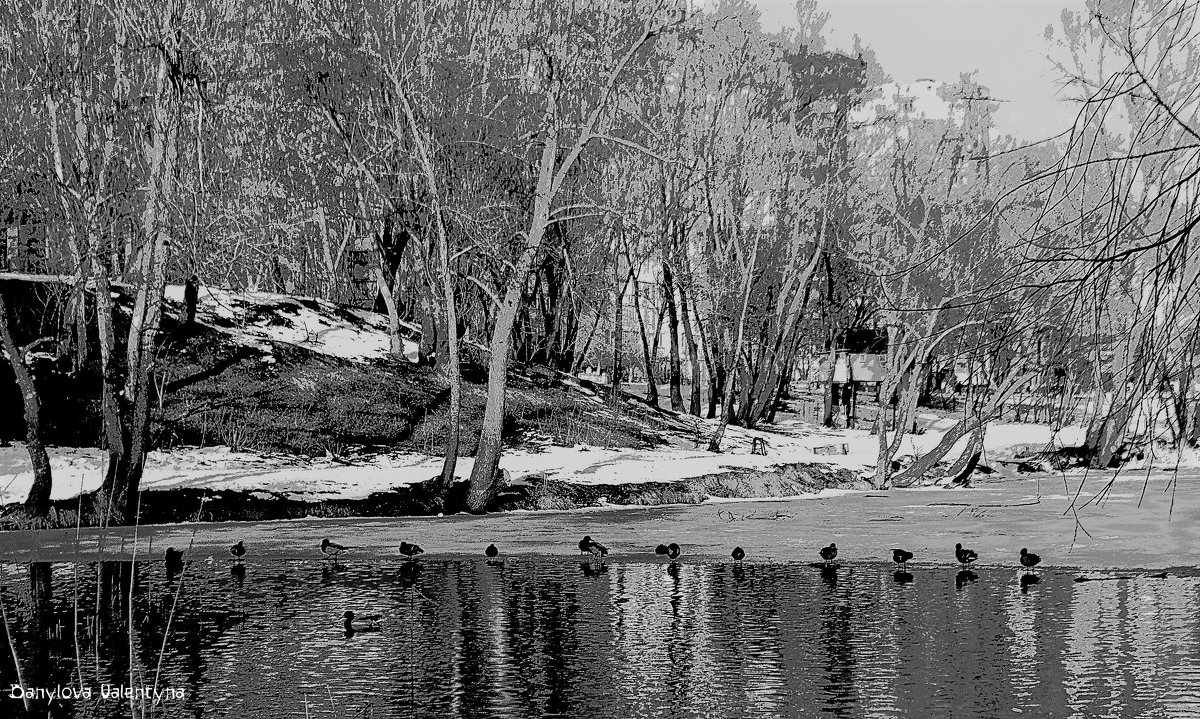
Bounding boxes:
751 0 1089 141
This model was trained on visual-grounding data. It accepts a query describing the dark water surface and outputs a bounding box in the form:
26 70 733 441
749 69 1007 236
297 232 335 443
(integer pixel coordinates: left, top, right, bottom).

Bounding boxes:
1 558 1198 718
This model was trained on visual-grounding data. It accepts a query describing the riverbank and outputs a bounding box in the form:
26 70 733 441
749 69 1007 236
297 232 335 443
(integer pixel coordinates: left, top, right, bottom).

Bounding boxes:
1 415 1096 528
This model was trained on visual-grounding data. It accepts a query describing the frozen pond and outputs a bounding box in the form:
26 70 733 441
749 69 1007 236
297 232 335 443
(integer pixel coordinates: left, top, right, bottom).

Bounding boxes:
1 558 1198 718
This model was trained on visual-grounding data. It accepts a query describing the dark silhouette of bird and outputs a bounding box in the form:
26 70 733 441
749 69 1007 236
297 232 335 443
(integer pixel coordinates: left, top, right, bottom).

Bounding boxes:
485 543 499 559
892 548 913 569
819 543 838 565
165 547 184 574
229 541 246 560
1020 548 1041 570
321 538 350 560
955 543 978 568
579 536 607 559
666 543 681 562
399 541 425 559
655 543 669 557
342 610 381 637
731 546 745 563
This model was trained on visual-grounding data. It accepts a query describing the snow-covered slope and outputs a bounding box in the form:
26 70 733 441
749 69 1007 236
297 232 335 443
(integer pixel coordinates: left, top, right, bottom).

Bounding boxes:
162 284 420 363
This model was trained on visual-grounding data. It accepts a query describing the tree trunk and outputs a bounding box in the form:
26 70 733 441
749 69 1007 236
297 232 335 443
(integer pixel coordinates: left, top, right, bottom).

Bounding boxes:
891 418 976 487
610 264 630 407
677 278 702 416
822 335 837 427
946 423 986 478
631 277 658 406
395 84 463 499
436 238 461 495
373 264 407 357
98 11 180 525
708 229 761 452
0 293 53 516
662 263 684 411
466 135 560 513
572 311 601 373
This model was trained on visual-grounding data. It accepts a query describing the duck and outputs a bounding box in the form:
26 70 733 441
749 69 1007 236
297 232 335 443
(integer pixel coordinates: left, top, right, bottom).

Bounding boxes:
655 543 669 557
579 536 608 559
954 543 978 568
819 543 838 566
485 543 499 560
321 538 349 560
229 541 246 560
731 546 745 563
342 610 382 637
892 548 914 569
666 543 681 562
165 547 184 574
1019 548 1041 570
398 541 425 560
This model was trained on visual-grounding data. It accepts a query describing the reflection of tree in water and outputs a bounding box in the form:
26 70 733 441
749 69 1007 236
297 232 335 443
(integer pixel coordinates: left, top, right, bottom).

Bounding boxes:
705 563 787 716
817 565 857 716
0 561 247 719
499 564 582 717
0 563 75 718
379 560 587 719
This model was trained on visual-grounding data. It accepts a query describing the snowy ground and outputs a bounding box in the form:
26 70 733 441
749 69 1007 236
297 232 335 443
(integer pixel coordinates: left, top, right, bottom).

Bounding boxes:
4 412 1175 507
5 283 1196 509
162 283 422 363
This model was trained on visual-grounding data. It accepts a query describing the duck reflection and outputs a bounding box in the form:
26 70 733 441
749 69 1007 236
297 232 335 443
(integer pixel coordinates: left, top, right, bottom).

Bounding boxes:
399 560 423 588
1020 574 1040 593
230 563 246 586
955 569 978 589
893 570 914 585
165 547 184 579
820 564 838 589
321 562 345 585
579 561 608 577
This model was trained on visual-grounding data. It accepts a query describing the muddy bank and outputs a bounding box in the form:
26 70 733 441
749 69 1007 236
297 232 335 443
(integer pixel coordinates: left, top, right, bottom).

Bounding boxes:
0 461 866 529
523 462 866 510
